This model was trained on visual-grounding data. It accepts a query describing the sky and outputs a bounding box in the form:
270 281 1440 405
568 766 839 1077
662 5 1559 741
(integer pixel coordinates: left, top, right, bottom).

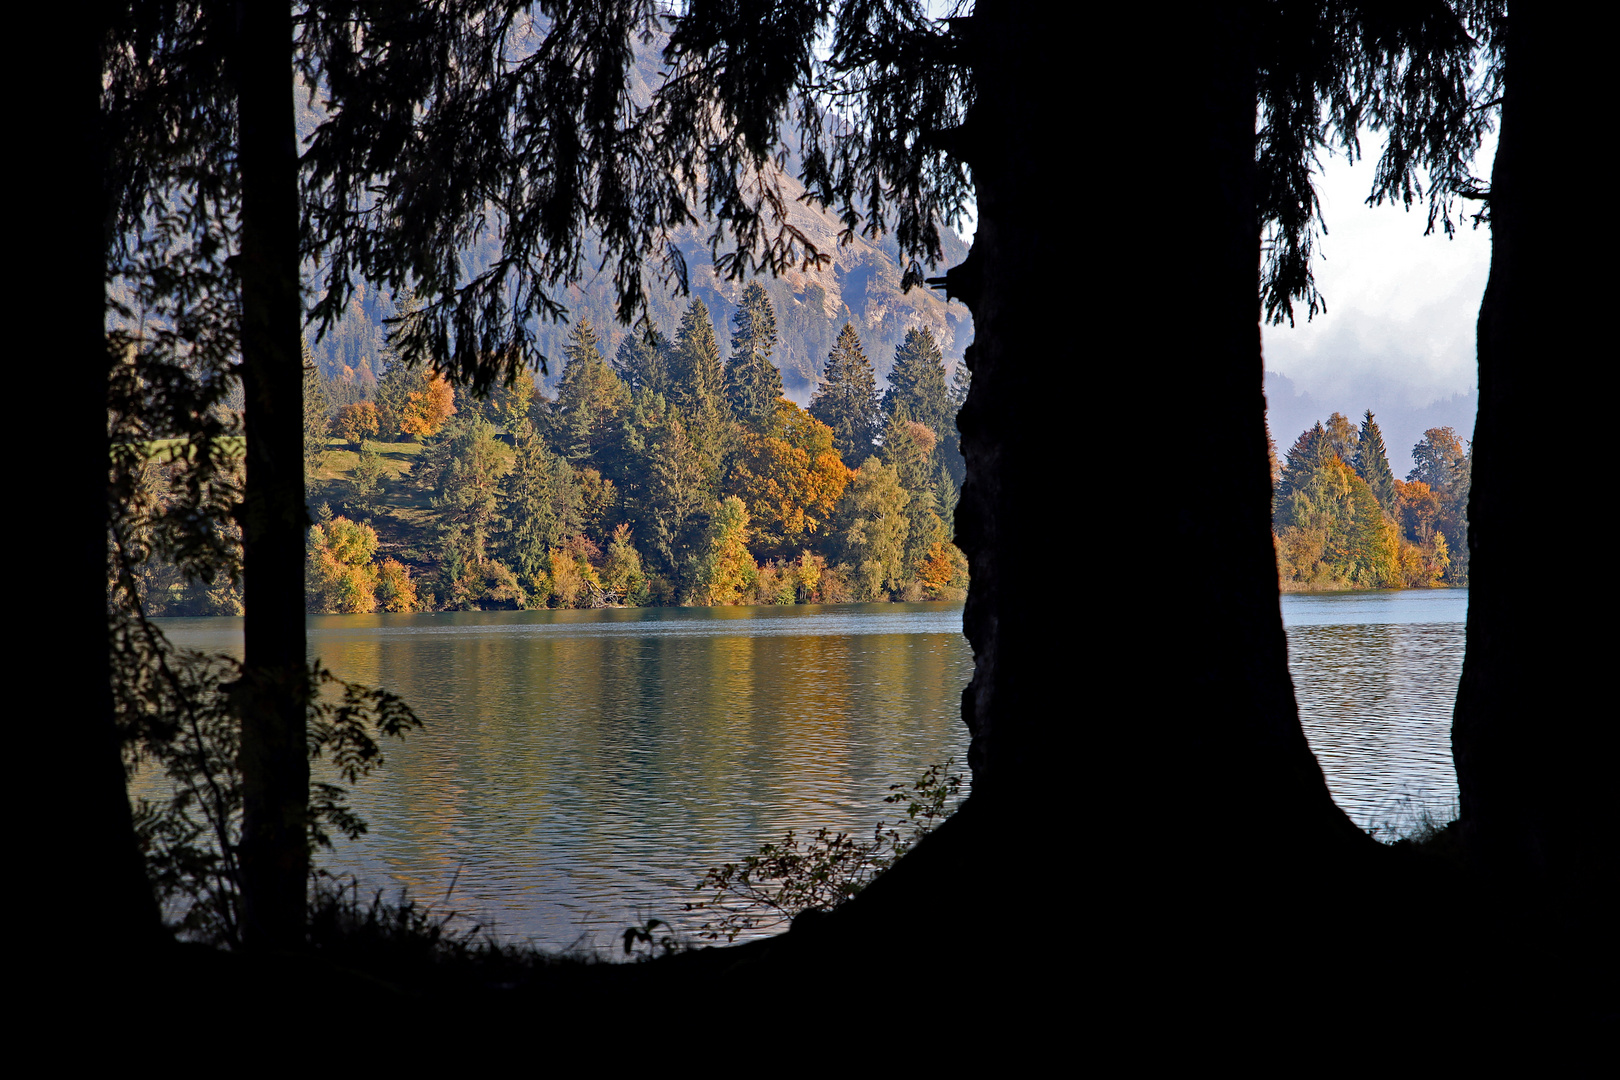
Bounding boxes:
1260 133 1497 475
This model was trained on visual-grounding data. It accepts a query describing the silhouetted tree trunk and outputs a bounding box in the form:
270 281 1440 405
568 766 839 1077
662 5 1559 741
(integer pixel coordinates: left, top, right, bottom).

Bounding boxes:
43 0 162 954
230 1 309 950
796 7 1386 1008
1453 8 1602 942
951 5 1360 842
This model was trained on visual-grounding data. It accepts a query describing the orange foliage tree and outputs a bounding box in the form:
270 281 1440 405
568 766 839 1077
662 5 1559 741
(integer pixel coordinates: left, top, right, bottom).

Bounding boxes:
728 399 851 561
400 374 456 439
333 402 380 446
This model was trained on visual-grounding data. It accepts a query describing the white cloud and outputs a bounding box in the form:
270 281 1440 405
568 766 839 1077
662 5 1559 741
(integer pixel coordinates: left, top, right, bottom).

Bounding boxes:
1262 130 1496 412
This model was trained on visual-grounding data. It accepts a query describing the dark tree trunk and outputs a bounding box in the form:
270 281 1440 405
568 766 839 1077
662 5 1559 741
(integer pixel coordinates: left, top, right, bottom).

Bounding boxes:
776 4 1389 1014
42 1 163 953
951 4 1364 846
1453 8 1604 946
231 1 309 951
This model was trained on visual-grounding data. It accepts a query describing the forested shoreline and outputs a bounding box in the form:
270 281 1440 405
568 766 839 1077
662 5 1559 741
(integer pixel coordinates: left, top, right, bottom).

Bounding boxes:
132 285 970 616
131 293 1481 618
1271 411 1472 591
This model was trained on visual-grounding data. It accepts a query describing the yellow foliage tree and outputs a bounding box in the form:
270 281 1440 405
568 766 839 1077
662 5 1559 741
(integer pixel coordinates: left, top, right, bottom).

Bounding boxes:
729 399 850 561
400 374 457 439
307 516 381 613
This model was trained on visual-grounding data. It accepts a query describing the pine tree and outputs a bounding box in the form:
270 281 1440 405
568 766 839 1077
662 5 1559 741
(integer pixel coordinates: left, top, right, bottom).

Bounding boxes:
613 324 670 398
882 326 951 437
724 282 785 430
1354 410 1397 513
551 319 629 464
668 300 728 475
810 324 880 469
1273 422 1326 521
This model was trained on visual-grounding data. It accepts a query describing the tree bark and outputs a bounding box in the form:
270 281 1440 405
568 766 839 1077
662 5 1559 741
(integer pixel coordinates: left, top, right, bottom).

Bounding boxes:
1453 7 1604 946
231 1 309 951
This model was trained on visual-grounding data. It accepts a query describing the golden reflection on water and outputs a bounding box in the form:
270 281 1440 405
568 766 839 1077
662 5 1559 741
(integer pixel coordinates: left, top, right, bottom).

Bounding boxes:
146 604 974 946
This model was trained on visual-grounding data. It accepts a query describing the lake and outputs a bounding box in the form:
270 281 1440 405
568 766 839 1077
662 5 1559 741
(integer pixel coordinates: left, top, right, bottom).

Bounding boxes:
150 589 1466 948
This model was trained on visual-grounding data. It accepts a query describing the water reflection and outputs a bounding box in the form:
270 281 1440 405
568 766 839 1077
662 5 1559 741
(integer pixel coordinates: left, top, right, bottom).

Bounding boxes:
157 603 974 946
145 592 1468 946
1281 590 1466 833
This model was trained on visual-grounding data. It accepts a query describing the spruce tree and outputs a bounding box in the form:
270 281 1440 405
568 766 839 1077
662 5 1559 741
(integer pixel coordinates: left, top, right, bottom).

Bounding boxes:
882 326 951 437
668 300 728 475
810 323 880 469
1354 410 1398 513
551 319 628 464
613 324 670 398
724 282 785 430
1273 422 1326 522
669 300 724 419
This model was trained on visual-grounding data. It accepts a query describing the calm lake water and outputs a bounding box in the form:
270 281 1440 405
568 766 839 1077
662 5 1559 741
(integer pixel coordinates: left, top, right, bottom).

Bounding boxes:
150 589 1466 948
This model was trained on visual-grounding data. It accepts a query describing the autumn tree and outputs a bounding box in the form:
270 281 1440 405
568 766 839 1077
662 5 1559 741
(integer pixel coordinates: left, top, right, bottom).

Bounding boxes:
691 495 756 605
810 324 881 469
724 282 785 431
1409 426 1471 582
600 524 648 604
307 515 382 614
880 410 947 582
333 402 380 448
840 458 910 601
399 374 457 441
727 399 851 562
1322 410 1359 465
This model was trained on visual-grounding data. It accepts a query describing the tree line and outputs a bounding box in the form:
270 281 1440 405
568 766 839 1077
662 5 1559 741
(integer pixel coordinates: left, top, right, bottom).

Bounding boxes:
1271 411 1472 590
130 285 972 617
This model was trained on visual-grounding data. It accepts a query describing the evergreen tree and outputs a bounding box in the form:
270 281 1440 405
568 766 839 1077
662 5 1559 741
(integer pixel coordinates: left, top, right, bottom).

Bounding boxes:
1273 422 1326 521
669 300 725 419
642 402 709 579
550 319 629 464
613 324 671 399
499 416 579 583
1353 410 1397 513
668 300 728 477
948 360 971 412
810 324 880 469
882 326 951 436
724 282 785 430
374 352 429 441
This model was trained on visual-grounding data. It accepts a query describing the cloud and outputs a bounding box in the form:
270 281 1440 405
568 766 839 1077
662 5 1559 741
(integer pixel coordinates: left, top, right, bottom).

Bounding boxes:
1261 131 1496 421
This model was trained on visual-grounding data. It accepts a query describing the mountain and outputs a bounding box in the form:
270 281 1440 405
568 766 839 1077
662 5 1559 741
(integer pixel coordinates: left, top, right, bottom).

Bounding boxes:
301 33 974 405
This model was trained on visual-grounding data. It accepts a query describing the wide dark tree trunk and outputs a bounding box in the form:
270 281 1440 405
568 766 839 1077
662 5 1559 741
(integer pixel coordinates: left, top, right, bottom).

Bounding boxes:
951 3 1365 850
1453 8 1604 949
41 2 163 954
231 1 310 951
728 5 1393 1019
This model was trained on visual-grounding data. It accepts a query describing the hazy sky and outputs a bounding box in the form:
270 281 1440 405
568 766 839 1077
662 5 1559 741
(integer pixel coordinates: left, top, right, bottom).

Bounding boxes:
1264 133 1493 406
